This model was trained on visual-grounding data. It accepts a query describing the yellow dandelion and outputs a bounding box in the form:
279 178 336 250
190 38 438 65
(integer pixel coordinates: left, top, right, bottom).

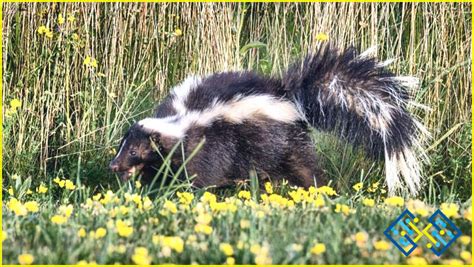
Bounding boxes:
131 247 151 265
316 185 337 196
362 198 375 207
352 182 363 192
59 204 74 218
440 203 459 218
36 184 48 194
174 28 183 36
460 251 471 262
238 190 251 200
18 253 34 265
407 256 428 265
77 228 86 238
116 220 134 237
373 240 391 251
310 243 326 255
94 227 107 239
72 33 80 41
384 196 404 207
315 33 329 41
264 182 273 194
459 235 471 245
37 25 47 34
64 179 76 190
226 257 235 265
24 201 39 213
194 223 213 235
67 13 76 23
10 99 21 109
163 200 178 214
220 243 234 256
58 14 65 25
51 215 67 225
177 192 194 205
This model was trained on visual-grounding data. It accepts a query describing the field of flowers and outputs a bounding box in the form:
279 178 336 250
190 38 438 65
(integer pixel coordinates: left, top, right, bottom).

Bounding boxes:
2 2 472 265
2 174 472 264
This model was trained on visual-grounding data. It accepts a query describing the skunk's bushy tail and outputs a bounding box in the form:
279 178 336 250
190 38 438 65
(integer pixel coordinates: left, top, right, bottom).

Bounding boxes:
283 45 427 195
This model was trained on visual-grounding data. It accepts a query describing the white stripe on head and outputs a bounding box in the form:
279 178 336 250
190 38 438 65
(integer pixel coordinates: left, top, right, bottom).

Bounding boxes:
113 139 127 160
171 75 202 115
358 45 377 59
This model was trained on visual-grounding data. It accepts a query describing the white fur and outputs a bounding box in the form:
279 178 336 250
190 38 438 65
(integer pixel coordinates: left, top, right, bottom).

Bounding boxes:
358 45 378 59
138 94 301 138
113 139 127 160
171 75 202 115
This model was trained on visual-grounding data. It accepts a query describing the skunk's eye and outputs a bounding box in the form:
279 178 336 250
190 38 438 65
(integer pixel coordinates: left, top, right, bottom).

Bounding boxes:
129 150 137 156
151 136 158 143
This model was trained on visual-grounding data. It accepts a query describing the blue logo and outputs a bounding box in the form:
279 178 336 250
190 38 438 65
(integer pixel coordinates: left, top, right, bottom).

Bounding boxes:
384 209 461 256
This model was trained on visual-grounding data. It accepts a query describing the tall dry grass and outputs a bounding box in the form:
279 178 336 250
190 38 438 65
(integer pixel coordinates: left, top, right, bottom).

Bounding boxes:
2 3 471 199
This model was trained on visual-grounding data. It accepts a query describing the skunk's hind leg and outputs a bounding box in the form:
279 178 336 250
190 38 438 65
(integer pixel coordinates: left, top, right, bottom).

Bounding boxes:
284 138 327 188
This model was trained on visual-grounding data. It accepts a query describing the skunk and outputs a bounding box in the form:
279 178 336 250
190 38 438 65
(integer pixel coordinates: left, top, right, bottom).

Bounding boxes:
109 45 427 195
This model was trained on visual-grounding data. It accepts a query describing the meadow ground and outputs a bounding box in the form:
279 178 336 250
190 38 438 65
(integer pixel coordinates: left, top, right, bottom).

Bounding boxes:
2 2 472 265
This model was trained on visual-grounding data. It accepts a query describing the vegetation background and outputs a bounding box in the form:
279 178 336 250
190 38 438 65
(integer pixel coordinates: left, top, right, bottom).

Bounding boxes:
1 2 472 265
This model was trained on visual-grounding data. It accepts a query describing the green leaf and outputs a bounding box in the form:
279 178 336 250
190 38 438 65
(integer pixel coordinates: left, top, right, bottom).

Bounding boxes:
239 41 267 56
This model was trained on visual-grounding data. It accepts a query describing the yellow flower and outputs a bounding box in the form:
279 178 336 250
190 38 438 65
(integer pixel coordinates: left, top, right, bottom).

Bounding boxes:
174 28 183 36
407 256 428 265
64 180 76 190
163 200 178 214
45 30 53 39
201 192 217 203
2 230 8 242
132 247 151 265
177 192 194 205
362 198 375 207
116 220 133 237
8 186 14 195
367 181 379 192
67 13 76 23
226 257 235 265
72 33 80 41
135 180 142 189
250 243 272 265
36 184 48 194
194 223 213 235
440 203 459 218
316 186 337 196
352 182 363 192
373 240 391 251
315 33 329 41
195 213 212 225
354 232 368 247
37 25 47 34
18 253 34 265
384 196 404 207
8 198 27 216
240 219 251 229
264 182 273 194
153 235 184 253
310 243 326 255
77 228 86 238
58 14 65 25
237 190 251 200
51 215 67 225
53 177 65 188
94 227 107 239
460 251 471 263
459 235 471 245
59 204 74 218
220 243 234 256
335 204 352 215
24 201 39 213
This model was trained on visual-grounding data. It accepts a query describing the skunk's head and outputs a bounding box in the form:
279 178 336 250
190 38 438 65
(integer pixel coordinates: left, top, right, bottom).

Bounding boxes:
109 123 162 181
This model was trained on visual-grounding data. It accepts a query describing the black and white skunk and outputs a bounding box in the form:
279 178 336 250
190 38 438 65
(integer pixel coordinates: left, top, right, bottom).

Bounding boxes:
109 46 427 195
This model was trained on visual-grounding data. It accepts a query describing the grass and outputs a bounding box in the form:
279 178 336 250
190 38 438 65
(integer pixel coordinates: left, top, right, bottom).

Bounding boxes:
1 2 472 265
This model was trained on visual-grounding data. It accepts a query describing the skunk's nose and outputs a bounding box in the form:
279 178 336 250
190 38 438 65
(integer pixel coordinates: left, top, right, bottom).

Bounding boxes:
109 161 119 172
